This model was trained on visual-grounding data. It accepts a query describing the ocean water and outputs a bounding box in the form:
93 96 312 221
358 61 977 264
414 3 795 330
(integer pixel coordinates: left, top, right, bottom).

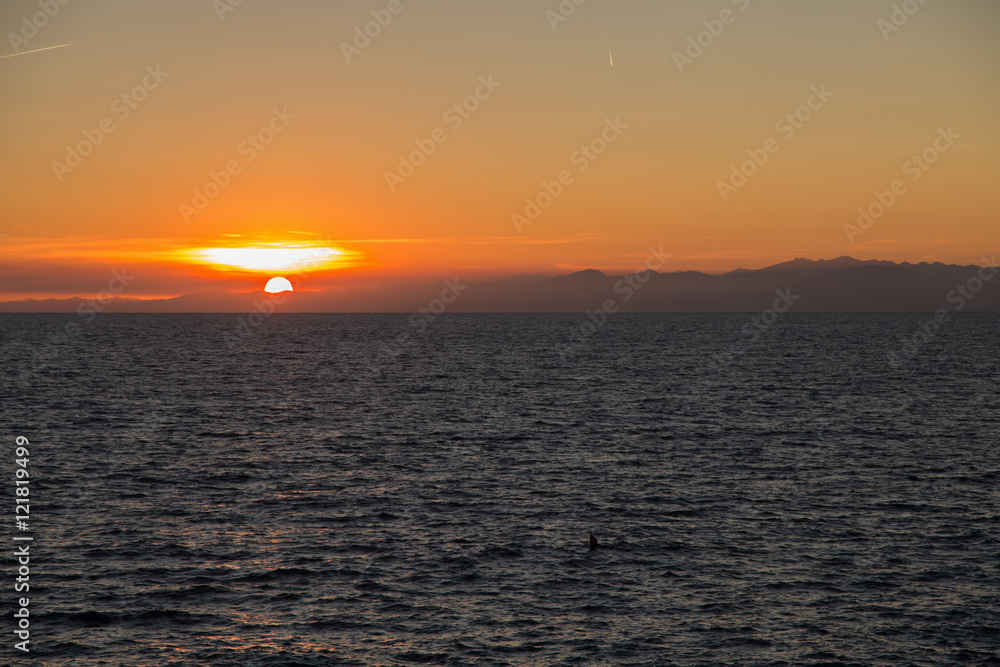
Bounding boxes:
1 313 998 667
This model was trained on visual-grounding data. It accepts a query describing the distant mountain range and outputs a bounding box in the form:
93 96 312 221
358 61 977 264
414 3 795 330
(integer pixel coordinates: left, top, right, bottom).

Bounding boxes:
2 257 998 313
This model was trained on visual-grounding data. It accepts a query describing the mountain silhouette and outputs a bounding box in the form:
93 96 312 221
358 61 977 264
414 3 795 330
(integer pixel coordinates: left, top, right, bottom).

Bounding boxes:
2 257 997 312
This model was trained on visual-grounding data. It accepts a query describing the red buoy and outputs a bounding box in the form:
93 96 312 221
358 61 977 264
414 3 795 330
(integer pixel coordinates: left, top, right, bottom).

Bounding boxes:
589 533 598 551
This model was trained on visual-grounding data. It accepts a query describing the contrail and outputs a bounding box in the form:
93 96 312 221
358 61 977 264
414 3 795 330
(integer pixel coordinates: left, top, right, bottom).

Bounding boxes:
606 39 613 68
0 43 72 60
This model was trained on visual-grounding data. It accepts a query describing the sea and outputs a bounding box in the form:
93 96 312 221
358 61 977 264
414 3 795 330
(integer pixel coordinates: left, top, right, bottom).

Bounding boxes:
1 313 998 667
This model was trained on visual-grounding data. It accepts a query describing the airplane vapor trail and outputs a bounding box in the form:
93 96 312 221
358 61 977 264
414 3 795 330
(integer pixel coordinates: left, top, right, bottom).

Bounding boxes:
0 43 73 60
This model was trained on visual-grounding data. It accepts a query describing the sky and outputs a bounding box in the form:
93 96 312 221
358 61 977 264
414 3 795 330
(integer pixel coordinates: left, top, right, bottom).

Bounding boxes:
0 0 997 299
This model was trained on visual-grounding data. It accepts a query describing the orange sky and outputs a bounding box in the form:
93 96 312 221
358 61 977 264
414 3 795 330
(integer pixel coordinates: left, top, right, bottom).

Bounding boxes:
1 0 998 299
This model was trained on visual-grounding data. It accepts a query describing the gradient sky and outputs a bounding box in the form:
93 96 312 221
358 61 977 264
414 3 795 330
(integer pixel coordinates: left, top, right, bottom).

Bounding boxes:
1 0 997 299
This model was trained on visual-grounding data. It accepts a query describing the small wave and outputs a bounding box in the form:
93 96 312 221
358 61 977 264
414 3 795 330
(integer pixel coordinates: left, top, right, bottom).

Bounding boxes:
394 651 450 664
235 567 316 583
476 546 524 559
42 608 214 628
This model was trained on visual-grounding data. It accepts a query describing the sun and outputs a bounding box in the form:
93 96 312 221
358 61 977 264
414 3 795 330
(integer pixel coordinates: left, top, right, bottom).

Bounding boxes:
264 277 294 294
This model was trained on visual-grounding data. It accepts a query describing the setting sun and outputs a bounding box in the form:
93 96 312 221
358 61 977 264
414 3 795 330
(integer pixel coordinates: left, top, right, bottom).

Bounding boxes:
264 277 294 294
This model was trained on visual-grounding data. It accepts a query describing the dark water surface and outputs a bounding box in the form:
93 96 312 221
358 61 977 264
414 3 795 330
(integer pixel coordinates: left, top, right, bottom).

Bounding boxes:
1 313 998 666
